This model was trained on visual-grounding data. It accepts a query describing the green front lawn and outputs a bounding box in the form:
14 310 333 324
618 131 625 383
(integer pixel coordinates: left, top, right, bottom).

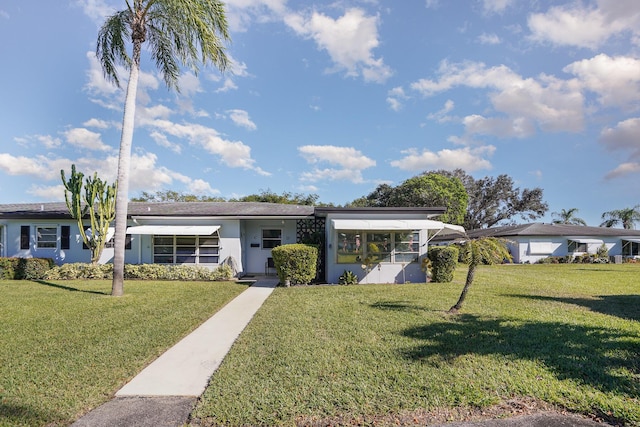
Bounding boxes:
0 279 246 427
192 264 640 426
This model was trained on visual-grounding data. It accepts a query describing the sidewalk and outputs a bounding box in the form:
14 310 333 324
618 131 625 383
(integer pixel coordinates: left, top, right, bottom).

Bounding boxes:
71 277 278 427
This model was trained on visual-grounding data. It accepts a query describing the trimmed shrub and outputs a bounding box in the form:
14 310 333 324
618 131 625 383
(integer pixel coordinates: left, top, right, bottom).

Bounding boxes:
42 263 232 281
0 257 54 280
427 246 459 283
271 244 318 286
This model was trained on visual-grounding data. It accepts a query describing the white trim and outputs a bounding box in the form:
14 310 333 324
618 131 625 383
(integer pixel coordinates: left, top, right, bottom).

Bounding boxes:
126 225 220 235
331 219 463 233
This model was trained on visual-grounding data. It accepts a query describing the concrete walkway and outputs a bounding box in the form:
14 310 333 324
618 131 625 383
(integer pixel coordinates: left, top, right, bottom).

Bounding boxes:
71 277 278 427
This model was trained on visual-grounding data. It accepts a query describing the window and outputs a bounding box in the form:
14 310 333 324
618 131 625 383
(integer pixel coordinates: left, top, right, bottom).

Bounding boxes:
568 240 587 253
61 226 70 250
153 234 219 265
20 226 30 250
36 226 57 249
337 230 419 264
262 229 282 249
394 231 419 263
623 240 640 256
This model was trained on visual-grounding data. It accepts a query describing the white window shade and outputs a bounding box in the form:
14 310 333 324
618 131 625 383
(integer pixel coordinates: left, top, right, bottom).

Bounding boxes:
331 219 464 234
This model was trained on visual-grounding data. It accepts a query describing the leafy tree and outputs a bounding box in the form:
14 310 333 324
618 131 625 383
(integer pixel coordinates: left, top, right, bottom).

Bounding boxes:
551 208 587 225
232 189 321 206
600 205 640 229
62 165 117 264
350 173 468 225
434 169 548 230
97 0 230 296
449 237 512 313
132 190 226 202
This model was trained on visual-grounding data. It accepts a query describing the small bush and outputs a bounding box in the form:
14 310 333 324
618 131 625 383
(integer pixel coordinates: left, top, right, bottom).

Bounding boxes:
271 244 318 286
427 246 459 283
338 270 358 285
0 257 54 280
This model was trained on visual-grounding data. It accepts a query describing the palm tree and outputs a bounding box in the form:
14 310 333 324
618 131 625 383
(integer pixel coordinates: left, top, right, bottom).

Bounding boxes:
551 208 587 226
600 205 640 229
449 237 512 313
97 0 230 296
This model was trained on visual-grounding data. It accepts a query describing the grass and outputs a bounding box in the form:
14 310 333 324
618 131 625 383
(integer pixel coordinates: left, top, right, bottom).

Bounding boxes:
192 264 640 426
0 279 246 427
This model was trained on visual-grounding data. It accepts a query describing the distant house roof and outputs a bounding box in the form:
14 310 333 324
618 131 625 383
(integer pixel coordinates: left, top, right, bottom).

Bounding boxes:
0 202 315 220
467 223 640 239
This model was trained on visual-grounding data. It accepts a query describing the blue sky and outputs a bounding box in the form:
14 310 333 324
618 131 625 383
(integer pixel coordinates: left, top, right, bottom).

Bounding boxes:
1 0 639 226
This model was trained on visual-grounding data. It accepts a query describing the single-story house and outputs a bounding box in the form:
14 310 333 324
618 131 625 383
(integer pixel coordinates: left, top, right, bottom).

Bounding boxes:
0 202 464 284
465 223 640 264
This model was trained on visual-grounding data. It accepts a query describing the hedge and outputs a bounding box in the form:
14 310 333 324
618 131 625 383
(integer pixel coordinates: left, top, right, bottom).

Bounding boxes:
427 246 459 283
271 244 318 286
0 257 55 280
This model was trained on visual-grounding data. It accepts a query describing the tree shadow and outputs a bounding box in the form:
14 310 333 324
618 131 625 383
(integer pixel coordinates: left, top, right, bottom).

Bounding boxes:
370 300 435 314
401 314 640 397
33 280 109 296
508 294 640 322
0 401 60 426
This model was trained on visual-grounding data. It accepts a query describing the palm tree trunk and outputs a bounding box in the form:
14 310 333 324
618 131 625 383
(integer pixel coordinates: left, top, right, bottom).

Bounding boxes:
111 40 141 297
449 263 476 313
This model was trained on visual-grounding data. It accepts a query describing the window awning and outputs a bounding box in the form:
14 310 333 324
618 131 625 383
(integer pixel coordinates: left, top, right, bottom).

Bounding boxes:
126 225 220 235
568 238 604 244
85 227 115 241
623 238 640 244
331 219 465 234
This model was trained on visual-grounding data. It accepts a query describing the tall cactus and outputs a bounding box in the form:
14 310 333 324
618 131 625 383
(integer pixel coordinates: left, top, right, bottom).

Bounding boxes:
62 165 117 264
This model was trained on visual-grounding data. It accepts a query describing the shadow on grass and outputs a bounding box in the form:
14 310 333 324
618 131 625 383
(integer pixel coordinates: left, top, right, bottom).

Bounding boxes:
0 401 60 427
508 294 640 322
401 314 640 396
370 300 434 314
33 280 109 295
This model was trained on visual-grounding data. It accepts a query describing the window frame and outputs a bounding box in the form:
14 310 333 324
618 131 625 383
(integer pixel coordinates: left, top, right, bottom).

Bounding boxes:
568 240 588 253
336 230 420 264
152 233 220 265
261 229 282 250
36 225 58 249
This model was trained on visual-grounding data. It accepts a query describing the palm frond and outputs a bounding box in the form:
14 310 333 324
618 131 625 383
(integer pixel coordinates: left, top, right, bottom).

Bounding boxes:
96 10 133 87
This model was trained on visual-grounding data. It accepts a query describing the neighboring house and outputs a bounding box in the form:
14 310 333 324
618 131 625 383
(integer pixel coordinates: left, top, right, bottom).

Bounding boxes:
466 223 640 264
0 202 463 284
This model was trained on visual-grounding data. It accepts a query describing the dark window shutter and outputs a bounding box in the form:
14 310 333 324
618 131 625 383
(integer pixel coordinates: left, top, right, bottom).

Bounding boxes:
61 226 70 250
20 226 30 250
125 234 132 250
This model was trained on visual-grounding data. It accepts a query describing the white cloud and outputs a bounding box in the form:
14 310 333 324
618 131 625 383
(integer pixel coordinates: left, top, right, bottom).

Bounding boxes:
477 33 501 45
528 0 640 49
298 145 376 183
75 0 113 24
387 86 409 111
605 162 640 180
483 0 513 14
564 54 640 110
227 109 257 130
147 120 268 175
599 117 640 158
83 118 112 129
63 128 112 151
150 131 182 153
36 135 62 149
189 179 221 195
224 0 288 32
427 99 455 123
411 60 585 137
285 8 392 83
390 146 494 172
28 184 66 201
